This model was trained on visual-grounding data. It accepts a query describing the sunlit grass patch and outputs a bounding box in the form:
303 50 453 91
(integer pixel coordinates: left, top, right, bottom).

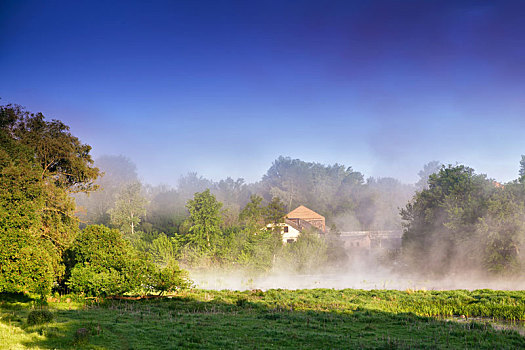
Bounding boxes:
1 289 524 349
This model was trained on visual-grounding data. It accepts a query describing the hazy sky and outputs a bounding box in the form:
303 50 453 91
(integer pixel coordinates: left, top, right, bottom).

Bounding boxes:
2 0 524 185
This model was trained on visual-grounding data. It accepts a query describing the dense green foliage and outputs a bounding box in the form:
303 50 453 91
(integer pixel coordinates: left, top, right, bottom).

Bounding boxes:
0 105 99 296
401 164 525 275
73 154 415 275
67 225 143 296
73 153 525 278
77 155 415 235
185 189 223 249
1 289 524 349
67 225 190 296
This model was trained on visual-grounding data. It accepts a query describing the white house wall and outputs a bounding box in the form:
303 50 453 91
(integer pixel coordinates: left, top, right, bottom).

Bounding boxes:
266 223 302 243
281 224 301 243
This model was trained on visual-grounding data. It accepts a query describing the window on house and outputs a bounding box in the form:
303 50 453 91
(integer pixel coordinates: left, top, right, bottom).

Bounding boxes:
284 226 289 233
287 239 295 243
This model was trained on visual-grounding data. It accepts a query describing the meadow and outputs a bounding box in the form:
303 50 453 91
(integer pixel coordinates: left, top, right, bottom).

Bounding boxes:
1 289 524 349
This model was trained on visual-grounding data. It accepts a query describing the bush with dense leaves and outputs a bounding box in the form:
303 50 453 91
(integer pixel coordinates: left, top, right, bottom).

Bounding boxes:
146 262 192 295
67 225 143 296
68 225 190 296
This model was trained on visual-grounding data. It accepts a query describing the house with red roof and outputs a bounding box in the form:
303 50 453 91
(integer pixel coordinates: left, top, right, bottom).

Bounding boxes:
270 205 326 243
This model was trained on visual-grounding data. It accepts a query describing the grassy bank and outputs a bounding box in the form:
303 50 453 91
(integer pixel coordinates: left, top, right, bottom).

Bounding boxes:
1 289 524 349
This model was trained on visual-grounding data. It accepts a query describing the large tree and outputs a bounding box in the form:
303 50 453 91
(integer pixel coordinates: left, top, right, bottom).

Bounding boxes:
185 189 223 249
0 129 52 295
0 104 99 294
401 164 494 274
476 186 525 274
2 105 99 193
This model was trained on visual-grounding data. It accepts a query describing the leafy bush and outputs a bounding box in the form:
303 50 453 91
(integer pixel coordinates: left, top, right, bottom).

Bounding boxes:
71 225 131 269
68 225 192 296
276 230 329 273
68 264 127 296
146 262 192 295
27 310 53 326
68 225 144 296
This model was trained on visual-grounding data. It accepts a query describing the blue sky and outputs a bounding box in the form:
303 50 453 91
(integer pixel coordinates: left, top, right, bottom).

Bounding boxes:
1 0 525 185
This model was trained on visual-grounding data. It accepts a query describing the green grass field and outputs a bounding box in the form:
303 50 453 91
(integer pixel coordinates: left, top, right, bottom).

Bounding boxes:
1 289 524 349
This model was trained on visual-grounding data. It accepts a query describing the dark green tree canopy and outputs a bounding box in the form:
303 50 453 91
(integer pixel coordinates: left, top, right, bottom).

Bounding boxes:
1 104 99 193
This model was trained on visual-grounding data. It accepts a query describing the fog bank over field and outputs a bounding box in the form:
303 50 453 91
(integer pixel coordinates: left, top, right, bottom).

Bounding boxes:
190 269 525 292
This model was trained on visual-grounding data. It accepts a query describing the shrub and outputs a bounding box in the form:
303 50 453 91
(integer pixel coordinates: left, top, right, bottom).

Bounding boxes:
68 225 145 296
68 263 127 296
147 262 192 295
27 310 53 326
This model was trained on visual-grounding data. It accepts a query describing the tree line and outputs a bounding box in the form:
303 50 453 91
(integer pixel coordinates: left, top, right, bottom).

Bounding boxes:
76 155 416 238
2 104 524 298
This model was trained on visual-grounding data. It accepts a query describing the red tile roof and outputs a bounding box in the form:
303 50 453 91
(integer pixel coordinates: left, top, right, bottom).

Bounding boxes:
286 205 324 220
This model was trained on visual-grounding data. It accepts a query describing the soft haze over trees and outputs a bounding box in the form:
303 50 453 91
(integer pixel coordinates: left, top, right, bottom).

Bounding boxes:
415 161 442 190
79 155 415 237
75 155 139 226
109 181 148 237
401 163 525 275
518 155 525 181
3 103 525 298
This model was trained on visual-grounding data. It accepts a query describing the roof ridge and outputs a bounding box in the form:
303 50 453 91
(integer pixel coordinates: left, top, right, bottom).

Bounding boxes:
286 205 325 219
